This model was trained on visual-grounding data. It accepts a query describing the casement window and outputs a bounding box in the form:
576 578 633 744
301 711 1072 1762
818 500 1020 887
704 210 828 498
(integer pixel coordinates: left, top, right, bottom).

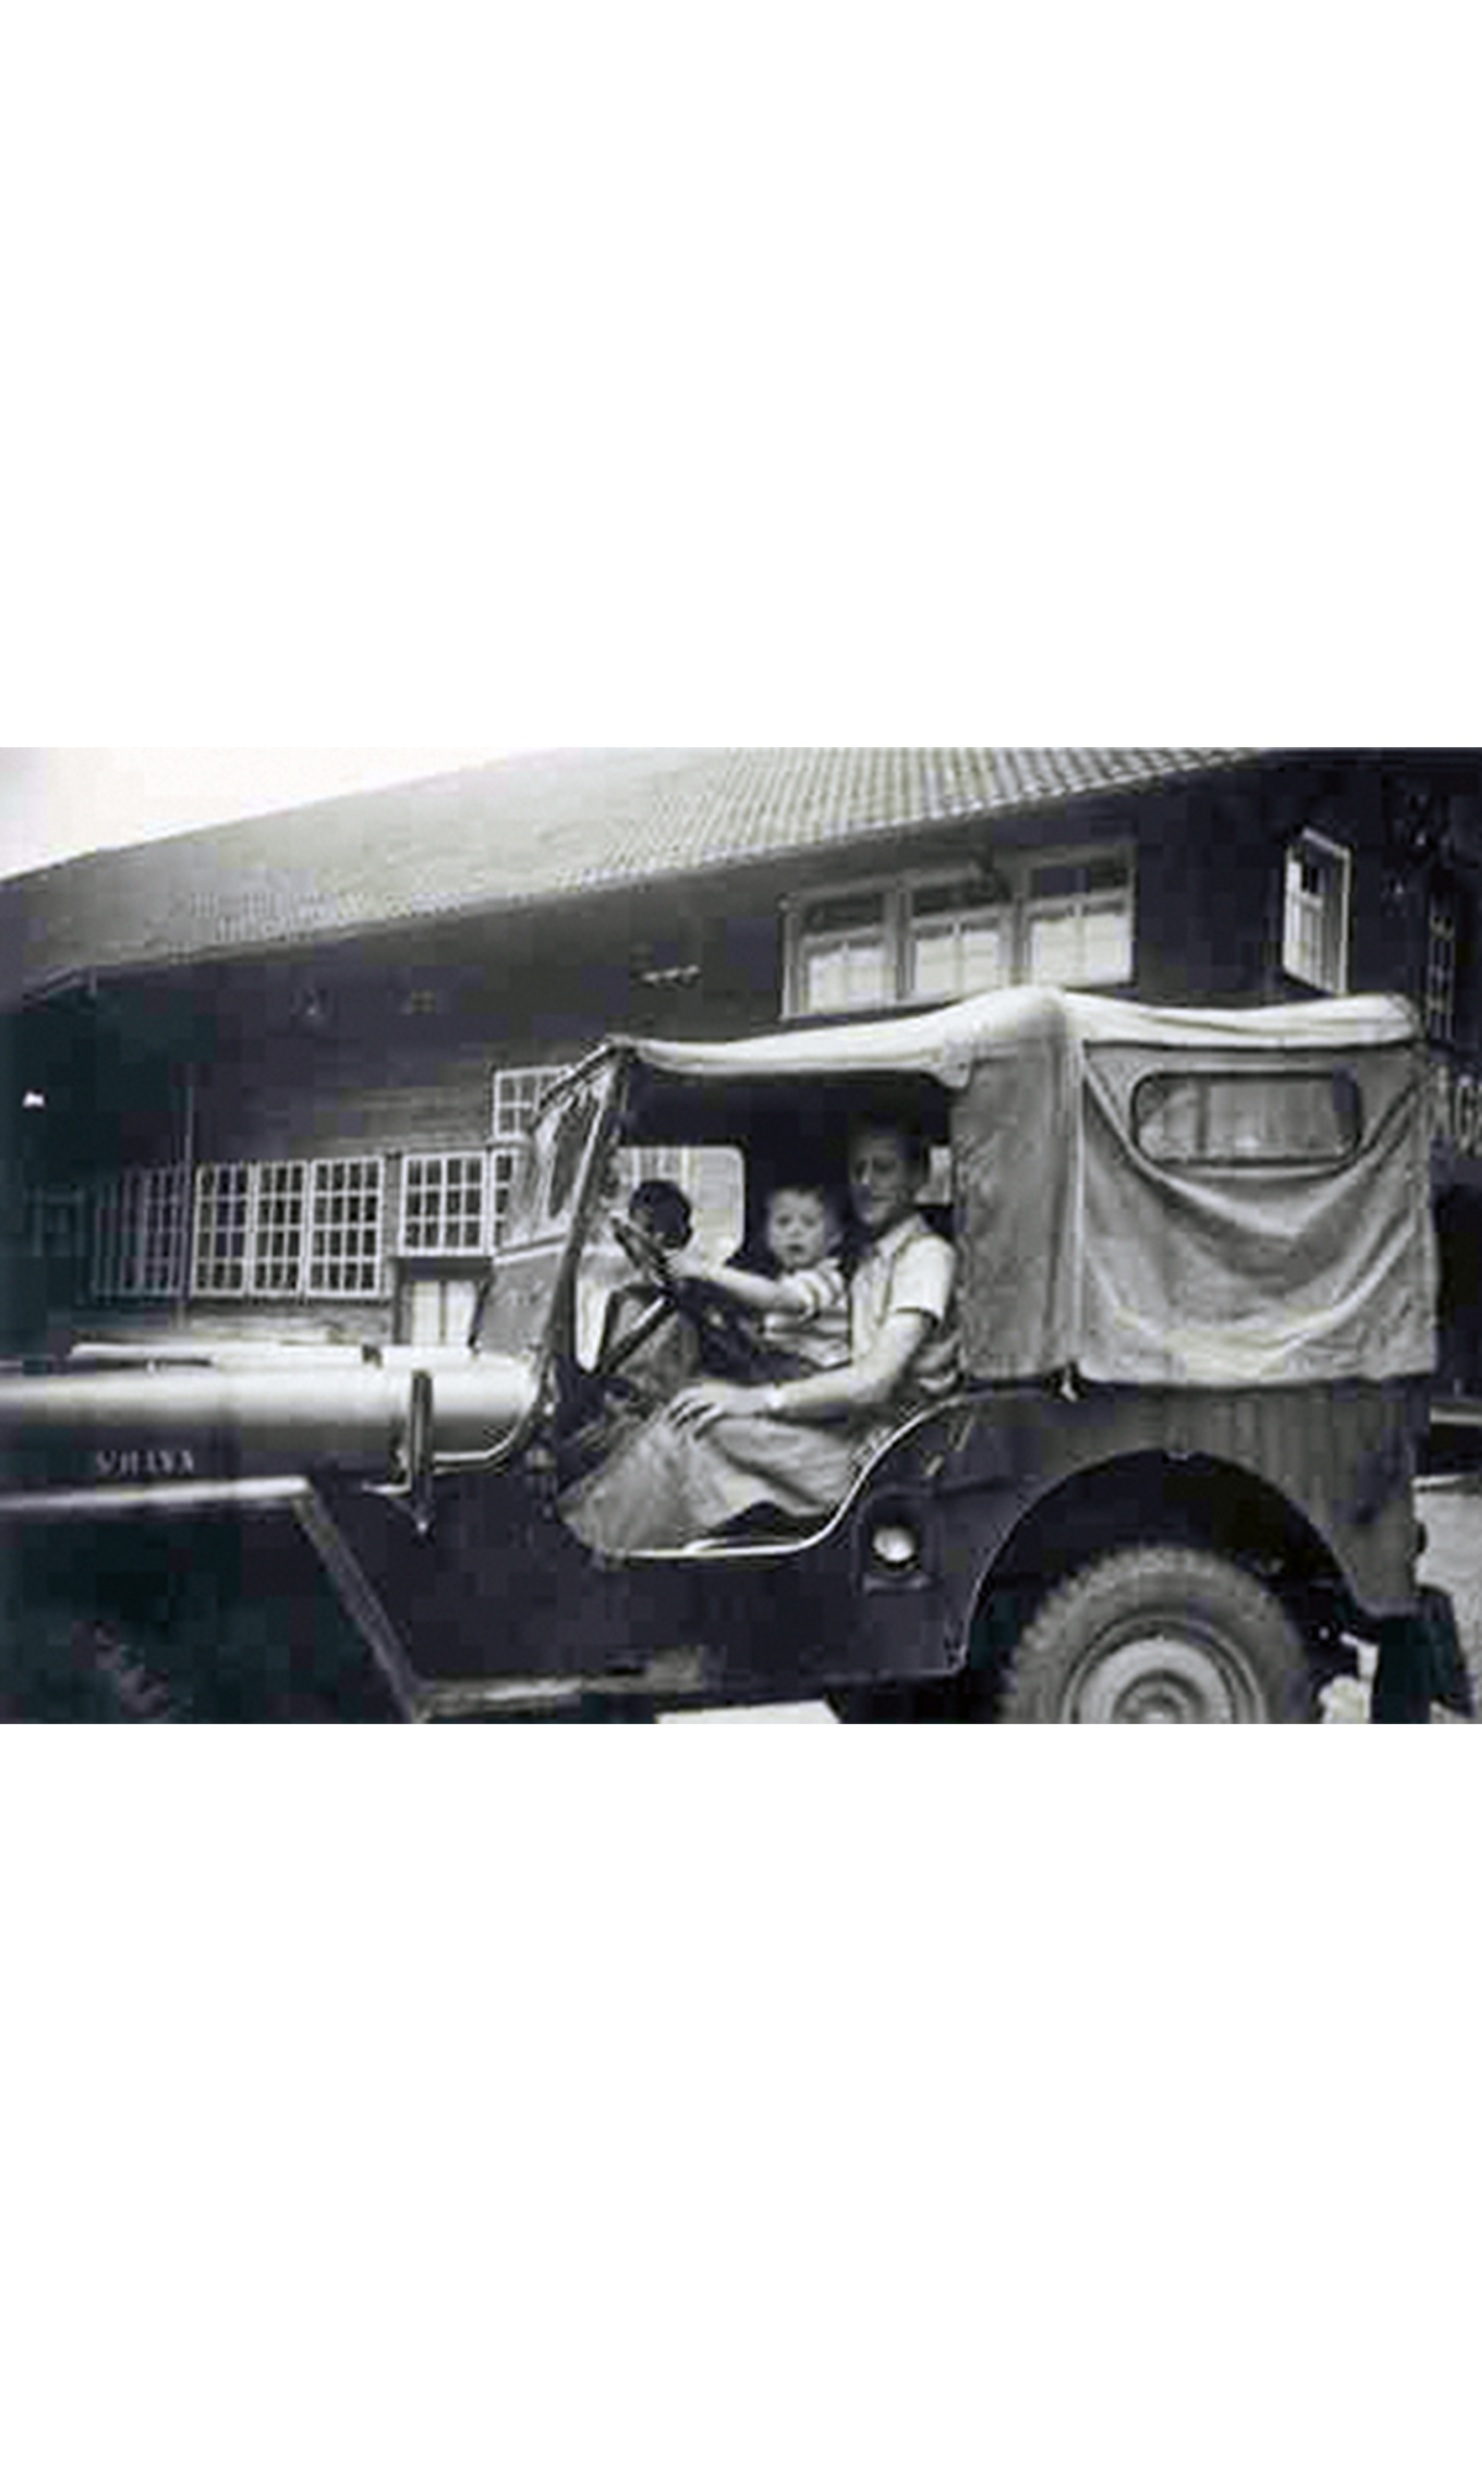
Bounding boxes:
1426 894 1460 1044
793 890 894 1015
307 1159 384 1296
190 1158 384 1300
1282 830 1351 995
492 1066 570 1143
785 848 1135 1017
92 1167 188 1299
488 1066 576 1249
1023 854 1135 987
906 873 1016 1003
192 1165 253 1295
401 1153 489 1254
253 1162 309 1293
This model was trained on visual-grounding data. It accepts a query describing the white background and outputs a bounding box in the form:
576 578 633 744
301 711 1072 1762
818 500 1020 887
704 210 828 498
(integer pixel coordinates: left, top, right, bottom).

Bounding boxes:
3 3 1480 2465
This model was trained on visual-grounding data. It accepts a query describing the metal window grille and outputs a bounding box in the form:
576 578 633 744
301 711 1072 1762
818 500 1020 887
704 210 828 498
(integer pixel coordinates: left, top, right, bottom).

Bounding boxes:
402 1153 488 1254
308 1158 384 1296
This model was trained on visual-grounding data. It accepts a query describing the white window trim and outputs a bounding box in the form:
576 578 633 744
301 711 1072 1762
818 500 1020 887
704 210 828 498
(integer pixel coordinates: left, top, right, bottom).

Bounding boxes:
1282 828 1352 996
491 1065 570 1143
400 1151 492 1256
92 1166 189 1300
783 844 1136 1017
306 1157 386 1300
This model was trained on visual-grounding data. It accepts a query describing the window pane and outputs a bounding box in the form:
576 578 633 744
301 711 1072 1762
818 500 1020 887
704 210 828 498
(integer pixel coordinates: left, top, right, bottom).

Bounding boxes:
309 1159 383 1295
1080 903 1133 983
1027 910 1083 983
803 944 848 1013
912 874 1010 920
801 890 886 936
193 1166 252 1296
1134 1073 1362 1165
1283 837 1348 993
402 1153 486 1253
844 935 889 1006
960 918 1012 991
254 1162 306 1292
910 925 960 1001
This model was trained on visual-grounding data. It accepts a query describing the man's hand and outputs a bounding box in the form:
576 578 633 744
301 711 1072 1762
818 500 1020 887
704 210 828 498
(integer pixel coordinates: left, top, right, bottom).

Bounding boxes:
667 1380 759 1435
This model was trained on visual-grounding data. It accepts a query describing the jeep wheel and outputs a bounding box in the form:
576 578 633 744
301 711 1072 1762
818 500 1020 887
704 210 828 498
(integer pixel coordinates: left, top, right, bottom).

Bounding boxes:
1000 1545 1314 1724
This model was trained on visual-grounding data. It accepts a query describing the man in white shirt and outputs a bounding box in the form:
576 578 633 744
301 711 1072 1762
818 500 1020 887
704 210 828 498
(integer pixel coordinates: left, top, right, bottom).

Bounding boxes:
562 1121 957 1552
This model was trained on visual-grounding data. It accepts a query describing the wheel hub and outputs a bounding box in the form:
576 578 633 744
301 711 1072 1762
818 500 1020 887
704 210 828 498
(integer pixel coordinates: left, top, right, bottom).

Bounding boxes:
1070 1631 1254 1723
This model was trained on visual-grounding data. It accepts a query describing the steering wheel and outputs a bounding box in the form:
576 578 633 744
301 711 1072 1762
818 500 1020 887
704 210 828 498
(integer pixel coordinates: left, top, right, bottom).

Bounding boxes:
607 1215 772 1379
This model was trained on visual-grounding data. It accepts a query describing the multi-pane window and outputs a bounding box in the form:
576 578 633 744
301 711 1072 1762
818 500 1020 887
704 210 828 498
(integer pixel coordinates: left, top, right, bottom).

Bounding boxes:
489 1067 573 1250
794 891 892 1015
907 875 1015 1002
1426 896 1460 1043
402 1153 488 1253
1282 831 1351 995
492 1066 569 1142
787 848 1135 1017
94 1168 188 1298
490 1148 522 1248
193 1165 253 1295
254 1163 308 1292
1024 855 1134 986
308 1159 384 1295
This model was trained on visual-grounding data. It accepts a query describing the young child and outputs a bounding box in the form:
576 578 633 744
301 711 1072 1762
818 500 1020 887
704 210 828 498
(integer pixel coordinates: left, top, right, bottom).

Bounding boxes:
681 1183 851 1373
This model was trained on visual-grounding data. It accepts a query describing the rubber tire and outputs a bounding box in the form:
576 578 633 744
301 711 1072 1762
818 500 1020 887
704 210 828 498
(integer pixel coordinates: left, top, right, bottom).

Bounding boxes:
1000 1544 1315 1724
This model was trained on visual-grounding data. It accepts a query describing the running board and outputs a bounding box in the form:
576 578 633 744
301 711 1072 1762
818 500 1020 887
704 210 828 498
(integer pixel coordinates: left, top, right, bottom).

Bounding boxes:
422 1650 707 1722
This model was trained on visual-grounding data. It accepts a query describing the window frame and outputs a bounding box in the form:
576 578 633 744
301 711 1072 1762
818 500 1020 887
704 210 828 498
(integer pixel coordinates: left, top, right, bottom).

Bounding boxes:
1281 828 1352 996
1425 890 1461 1045
305 1157 386 1299
93 1166 189 1300
400 1151 491 1257
783 844 1136 1018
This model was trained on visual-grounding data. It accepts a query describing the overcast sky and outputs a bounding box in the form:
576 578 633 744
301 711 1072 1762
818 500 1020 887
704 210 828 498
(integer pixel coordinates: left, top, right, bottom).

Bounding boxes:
0 749 529 881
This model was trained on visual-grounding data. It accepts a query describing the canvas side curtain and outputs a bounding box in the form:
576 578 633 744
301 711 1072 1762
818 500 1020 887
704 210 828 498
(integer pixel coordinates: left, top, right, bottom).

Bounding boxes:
954 1036 1437 1386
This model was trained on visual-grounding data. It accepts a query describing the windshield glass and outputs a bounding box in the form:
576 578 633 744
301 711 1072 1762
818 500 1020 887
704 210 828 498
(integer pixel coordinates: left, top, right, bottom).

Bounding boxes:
480 1060 620 1365
500 1063 618 1254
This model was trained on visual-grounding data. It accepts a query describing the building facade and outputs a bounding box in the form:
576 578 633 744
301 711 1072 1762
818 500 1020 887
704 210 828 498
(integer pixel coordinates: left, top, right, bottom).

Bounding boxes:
4 747 1481 1387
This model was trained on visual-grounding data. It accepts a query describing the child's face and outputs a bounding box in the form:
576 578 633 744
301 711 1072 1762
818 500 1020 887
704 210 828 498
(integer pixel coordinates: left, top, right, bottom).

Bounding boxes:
766 1190 836 1271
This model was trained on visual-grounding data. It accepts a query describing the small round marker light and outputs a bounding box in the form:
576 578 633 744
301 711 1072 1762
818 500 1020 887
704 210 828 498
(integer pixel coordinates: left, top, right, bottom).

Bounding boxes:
870 1521 921 1570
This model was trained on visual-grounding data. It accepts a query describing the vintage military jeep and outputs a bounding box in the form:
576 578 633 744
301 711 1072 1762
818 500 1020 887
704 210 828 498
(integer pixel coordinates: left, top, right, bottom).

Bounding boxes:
0 987 1464 1721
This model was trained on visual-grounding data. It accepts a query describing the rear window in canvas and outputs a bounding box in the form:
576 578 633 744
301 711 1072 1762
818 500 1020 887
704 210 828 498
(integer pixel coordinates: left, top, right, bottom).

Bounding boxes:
1132 1071 1362 1167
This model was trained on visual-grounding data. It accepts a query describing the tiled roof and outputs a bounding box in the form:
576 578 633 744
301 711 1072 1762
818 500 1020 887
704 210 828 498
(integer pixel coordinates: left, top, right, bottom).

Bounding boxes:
0 746 1253 1007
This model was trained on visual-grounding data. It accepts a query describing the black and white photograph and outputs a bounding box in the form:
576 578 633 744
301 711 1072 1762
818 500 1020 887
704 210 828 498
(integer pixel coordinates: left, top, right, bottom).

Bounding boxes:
3 745 1480 1728
5 2 1480 2464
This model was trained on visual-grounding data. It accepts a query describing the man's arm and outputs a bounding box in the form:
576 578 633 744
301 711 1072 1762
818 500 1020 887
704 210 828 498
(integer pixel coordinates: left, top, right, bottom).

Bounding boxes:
669 1311 935 1434
680 1257 794 1316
